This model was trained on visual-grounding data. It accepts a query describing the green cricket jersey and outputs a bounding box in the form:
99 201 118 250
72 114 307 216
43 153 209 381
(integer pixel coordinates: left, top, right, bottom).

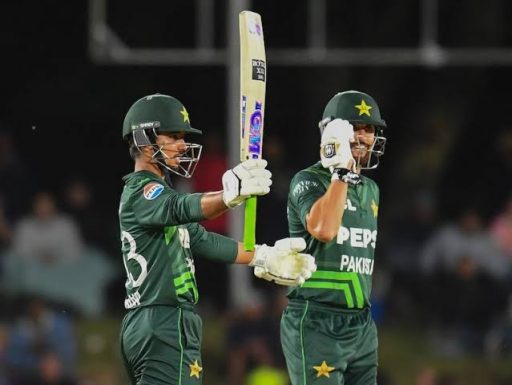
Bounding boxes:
119 171 238 310
287 162 379 309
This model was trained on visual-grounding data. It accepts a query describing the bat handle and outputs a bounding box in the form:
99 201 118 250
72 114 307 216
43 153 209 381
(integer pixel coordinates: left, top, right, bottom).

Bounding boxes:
243 196 257 251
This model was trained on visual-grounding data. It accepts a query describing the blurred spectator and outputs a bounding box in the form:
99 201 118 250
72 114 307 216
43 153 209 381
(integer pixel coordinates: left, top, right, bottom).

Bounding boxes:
22 351 78 385
421 208 509 279
489 196 512 260
2 191 116 317
62 178 118 257
12 191 83 264
6 298 76 383
415 367 437 385
420 208 510 355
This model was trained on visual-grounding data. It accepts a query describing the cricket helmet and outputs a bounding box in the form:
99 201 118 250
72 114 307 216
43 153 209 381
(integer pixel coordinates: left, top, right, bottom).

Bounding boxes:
123 93 202 138
123 93 202 178
319 90 387 169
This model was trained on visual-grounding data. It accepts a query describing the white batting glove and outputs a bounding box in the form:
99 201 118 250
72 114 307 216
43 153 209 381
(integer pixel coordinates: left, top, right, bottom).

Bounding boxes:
222 159 272 208
320 119 355 171
250 238 317 286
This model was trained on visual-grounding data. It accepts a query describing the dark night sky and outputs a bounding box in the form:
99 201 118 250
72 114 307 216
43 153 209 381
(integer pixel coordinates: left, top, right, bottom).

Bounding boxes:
2 0 512 224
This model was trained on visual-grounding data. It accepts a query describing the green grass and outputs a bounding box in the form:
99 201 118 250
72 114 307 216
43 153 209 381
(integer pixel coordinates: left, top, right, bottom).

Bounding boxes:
379 326 512 385
76 317 126 385
75 317 512 385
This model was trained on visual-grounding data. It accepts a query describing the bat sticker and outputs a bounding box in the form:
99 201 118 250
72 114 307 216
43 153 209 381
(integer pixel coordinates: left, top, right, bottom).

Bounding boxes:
248 20 262 36
241 95 247 139
248 101 263 157
251 59 266 81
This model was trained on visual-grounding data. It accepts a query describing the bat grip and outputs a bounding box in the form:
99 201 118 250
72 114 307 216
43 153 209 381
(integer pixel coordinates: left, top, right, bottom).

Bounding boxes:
243 196 257 251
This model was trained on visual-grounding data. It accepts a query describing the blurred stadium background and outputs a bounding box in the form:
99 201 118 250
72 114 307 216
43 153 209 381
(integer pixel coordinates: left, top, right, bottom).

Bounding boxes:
2 0 512 384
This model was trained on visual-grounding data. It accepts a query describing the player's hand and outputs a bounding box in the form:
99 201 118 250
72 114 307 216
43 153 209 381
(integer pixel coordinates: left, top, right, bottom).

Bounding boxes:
250 238 317 286
320 119 355 171
222 159 272 208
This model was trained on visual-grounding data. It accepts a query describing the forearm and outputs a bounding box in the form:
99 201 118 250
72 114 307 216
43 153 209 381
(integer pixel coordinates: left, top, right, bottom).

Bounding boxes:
306 179 348 242
200 191 230 219
234 242 255 264
191 228 239 263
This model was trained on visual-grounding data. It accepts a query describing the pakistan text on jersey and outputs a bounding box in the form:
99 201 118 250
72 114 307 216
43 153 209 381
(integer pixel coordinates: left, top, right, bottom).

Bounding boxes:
340 255 374 275
337 226 377 248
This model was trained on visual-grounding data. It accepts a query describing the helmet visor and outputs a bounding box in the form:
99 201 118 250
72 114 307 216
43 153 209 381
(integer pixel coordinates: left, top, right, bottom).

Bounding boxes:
153 142 203 178
355 134 386 170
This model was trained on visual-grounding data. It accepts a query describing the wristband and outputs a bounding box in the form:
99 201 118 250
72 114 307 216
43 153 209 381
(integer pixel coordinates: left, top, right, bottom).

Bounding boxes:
331 168 362 186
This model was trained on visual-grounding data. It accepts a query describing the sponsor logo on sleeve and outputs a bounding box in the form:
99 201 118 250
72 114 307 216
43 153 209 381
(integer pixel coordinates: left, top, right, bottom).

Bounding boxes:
143 182 164 200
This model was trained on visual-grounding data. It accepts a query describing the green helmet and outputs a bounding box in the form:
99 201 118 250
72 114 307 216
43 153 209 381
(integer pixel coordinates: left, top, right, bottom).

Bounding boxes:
122 93 202 139
321 90 386 128
123 94 202 178
319 90 387 170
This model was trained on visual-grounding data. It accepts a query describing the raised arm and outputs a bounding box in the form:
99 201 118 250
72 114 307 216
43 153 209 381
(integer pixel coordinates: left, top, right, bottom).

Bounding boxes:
306 119 361 243
306 180 349 242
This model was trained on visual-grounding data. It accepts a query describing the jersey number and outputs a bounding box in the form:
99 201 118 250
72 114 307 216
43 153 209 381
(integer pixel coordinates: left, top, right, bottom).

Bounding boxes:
121 231 148 288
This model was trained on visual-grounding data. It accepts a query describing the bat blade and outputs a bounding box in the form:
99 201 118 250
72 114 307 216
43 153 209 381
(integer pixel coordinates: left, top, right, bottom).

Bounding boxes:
239 11 266 251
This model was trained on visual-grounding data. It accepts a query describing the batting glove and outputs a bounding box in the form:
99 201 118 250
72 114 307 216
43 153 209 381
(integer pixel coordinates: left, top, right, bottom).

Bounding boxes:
222 159 272 208
320 119 355 171
250 238 317 286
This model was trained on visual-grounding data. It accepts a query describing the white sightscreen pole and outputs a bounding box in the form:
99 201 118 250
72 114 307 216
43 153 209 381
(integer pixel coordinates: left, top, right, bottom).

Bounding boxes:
227 0 252 309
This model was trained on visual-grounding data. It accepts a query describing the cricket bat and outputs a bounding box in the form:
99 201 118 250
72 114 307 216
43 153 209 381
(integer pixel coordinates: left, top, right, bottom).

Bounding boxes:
239 11 266 251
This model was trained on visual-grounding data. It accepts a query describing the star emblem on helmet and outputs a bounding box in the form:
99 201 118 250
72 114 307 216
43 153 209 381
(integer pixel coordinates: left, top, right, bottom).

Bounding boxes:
355 99 372 117
180 107 190 123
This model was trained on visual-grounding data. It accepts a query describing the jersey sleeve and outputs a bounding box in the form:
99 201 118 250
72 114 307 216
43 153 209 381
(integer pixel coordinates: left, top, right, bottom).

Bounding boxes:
133 181 205 227
186 223 238 263
288 171 326 228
